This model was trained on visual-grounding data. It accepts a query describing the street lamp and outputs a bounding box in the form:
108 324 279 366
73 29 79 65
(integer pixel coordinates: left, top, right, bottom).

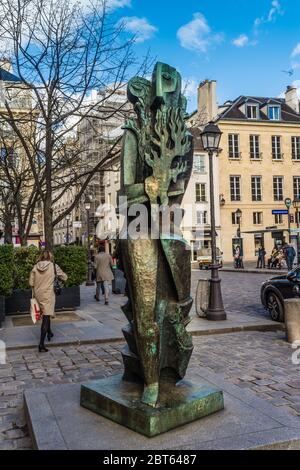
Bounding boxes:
201 122 226 321
85 196 94 286
66 214 71 245
235 209 244 269
293 199 300 264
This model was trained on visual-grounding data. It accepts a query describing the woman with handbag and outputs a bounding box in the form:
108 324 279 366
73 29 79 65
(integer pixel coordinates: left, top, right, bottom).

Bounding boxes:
29 250 67 352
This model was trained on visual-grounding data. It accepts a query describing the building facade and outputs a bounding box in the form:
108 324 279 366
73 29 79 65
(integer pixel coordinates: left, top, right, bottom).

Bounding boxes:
193 80 300 263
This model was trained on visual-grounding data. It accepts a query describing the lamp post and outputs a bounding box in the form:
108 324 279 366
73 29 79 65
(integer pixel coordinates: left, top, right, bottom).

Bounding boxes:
66 214 70 245
201 122 226 321
293 199 300 264
285 198 292 243
85 196 94 286
235 208 243 269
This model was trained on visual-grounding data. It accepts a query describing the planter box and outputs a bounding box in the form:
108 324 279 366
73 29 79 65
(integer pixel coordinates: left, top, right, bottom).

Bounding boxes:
5 286 80 315
0 295 5 327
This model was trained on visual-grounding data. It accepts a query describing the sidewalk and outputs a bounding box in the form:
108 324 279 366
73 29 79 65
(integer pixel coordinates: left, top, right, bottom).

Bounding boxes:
221 261 288 275
0 284 283 350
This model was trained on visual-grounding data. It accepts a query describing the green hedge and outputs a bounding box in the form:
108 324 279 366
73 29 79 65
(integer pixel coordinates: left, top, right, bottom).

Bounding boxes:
13 246 39 290
1 245 88 291
54 246 87 287
0 245 14 296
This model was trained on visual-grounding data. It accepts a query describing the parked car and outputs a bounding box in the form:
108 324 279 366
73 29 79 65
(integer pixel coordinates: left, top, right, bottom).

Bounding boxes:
197 247 223 270
261 268 300 322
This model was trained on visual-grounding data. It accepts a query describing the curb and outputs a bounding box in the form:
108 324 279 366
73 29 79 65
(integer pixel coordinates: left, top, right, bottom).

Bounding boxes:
220 268 288 275
5 322 285 351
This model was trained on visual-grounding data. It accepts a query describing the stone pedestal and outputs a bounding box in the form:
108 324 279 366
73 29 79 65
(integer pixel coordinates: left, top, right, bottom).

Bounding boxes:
80 374 224 437
284 299 300 343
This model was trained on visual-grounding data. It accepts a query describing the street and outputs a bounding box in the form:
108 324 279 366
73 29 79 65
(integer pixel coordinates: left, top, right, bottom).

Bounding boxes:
1 270 298 449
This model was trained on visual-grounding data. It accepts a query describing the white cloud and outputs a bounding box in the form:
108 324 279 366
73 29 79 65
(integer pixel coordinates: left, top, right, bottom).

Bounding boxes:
255 0 283 28
119 16 157 43
232 34 249 47
291 43 300 59
177 13 223 53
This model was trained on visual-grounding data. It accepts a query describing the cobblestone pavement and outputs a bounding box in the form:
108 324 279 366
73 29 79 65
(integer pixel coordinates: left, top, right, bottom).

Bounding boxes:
192 270 270 318
1 330 300 450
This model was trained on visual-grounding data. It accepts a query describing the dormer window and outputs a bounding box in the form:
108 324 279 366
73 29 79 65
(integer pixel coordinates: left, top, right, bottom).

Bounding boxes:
246 104 259 120
268 105 281 121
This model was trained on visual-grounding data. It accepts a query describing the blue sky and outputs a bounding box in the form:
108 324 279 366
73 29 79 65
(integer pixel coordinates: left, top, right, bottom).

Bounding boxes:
111 0 300 111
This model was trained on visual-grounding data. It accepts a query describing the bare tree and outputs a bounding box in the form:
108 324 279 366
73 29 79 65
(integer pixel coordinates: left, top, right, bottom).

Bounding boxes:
0 0 146 250
0 130 40 245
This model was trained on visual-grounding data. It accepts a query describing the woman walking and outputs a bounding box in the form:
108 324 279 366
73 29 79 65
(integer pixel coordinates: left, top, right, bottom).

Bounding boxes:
29 251 67 353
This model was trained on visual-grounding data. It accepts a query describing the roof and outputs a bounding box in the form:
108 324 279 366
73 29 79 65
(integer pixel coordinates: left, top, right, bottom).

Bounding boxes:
218 95 300 123
0 67 21 83
189 127 205 152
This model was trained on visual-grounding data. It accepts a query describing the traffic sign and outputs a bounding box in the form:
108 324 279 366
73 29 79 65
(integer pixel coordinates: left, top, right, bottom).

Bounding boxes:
272 210 289 215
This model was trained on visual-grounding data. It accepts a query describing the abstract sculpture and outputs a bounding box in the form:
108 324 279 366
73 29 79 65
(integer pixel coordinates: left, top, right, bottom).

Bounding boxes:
118 62 194 408
81 63 224 436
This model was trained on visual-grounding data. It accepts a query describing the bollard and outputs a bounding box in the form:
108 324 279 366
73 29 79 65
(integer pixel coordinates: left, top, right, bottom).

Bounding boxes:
284 298 300 343
195 279 210 318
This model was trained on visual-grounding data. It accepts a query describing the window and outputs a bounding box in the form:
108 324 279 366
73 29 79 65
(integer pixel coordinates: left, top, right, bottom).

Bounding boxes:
193 154 206 172
230 176 241 201
232 212 239 225
195 183 206 202
250 135 260 159
251 176 262 201
294 176 300 200
253 212 263 225
228 134 240 159
196 211 208 225
268 106 281 121
275 214 283 224
246 105 258 120
292 137 300 160
273 176 284 201
272 136 282 160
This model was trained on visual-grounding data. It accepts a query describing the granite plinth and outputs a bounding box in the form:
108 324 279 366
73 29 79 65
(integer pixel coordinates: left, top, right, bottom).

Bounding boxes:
80 374 224 437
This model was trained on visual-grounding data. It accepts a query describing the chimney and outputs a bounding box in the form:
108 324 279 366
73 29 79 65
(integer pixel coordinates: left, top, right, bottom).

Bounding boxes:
197 79 217 122
285 85 299 114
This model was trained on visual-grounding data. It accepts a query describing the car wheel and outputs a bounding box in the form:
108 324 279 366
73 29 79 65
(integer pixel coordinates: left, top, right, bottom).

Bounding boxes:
266 292 284 322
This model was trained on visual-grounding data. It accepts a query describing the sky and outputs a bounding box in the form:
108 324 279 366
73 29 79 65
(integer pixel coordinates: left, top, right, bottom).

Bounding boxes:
109 0 300 111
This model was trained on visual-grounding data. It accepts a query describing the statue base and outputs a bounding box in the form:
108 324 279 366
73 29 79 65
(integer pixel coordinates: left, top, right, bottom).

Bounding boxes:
80 374 224 437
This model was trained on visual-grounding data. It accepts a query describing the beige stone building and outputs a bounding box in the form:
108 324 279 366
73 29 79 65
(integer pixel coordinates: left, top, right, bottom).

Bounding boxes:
193 80 300 263
0 59 42 247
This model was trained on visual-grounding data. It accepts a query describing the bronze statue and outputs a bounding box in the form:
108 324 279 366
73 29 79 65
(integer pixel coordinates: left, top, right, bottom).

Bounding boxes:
118 62 194 408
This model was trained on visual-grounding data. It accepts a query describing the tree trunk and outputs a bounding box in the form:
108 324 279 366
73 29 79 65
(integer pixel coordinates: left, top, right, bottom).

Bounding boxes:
44 198 54 251
44 120 54 251
4 211 13 244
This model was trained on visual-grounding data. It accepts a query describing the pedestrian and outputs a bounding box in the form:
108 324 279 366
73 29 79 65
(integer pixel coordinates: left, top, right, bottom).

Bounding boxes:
257 247 266 269
268 247 278 269
285 244 296 271
29 250 67 353
94 245 114 305
234 246 241 269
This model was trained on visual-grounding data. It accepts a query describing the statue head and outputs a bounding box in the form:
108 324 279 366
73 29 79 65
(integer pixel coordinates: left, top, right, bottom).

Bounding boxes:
151 62 182 110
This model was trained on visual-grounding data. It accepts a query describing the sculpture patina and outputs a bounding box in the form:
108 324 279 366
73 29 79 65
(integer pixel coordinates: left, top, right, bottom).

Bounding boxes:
118 62 194 408
80 63 224 436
